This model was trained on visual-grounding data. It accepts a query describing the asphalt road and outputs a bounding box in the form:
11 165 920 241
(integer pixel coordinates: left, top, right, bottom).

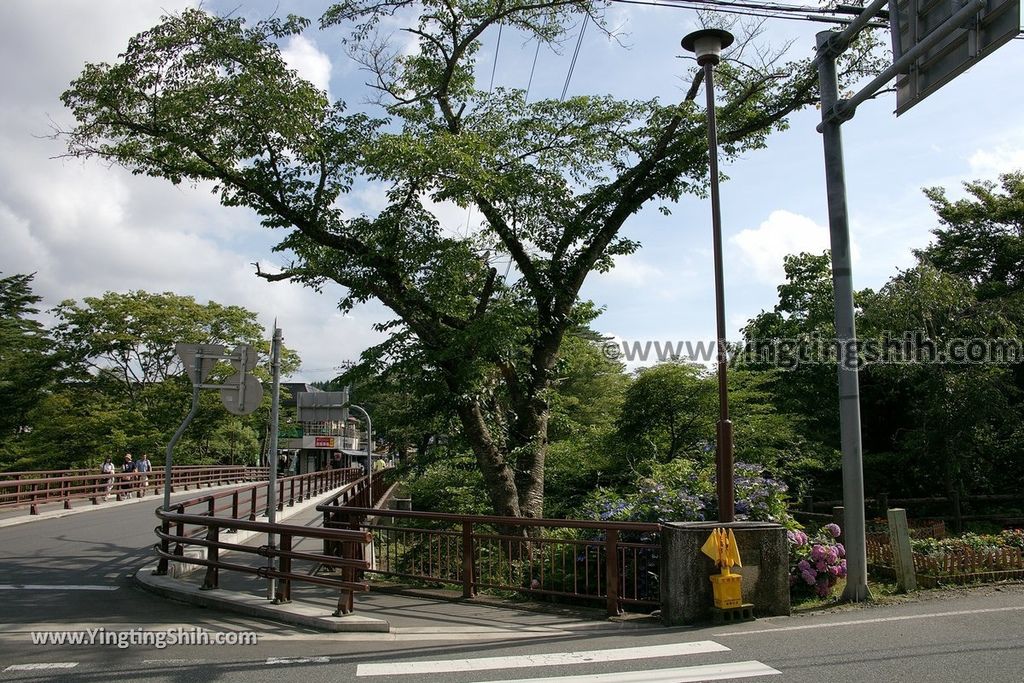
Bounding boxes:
2 497 1023 682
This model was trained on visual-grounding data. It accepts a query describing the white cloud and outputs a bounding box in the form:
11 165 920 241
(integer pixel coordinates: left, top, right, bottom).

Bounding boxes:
968 145 1024 178
600 254 664 287
730 210 834 285
281 35 333 97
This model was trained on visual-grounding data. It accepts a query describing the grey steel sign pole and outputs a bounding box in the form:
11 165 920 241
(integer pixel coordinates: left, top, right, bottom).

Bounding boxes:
163 356 203 512
809 0 1013 603
815 30 870 601
267 325 282 601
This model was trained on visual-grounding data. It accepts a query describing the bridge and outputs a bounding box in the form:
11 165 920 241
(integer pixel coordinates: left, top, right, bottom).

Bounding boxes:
1 468 1023 682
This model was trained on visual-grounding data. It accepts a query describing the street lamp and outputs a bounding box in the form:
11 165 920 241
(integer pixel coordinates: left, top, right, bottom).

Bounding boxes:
681 27 736 523
348 404 373 504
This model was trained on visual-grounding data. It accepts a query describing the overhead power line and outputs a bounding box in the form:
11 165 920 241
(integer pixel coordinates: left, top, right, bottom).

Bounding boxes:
561 16 589 100
608 0 889 26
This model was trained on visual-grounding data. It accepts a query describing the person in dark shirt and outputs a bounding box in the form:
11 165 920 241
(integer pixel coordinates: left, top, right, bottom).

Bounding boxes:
120 453 136 498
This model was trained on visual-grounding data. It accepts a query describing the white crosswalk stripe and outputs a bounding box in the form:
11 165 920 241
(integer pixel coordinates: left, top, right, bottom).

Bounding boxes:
4 662 79 671
357 641 729 676
356 640 781 682
470 661 782 683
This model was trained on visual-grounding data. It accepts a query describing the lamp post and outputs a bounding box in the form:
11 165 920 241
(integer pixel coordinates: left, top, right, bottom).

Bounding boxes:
348 404 373 505
681 28 736 523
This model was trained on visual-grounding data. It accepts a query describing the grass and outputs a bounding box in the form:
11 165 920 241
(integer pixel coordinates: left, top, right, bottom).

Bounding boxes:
790 578 911 612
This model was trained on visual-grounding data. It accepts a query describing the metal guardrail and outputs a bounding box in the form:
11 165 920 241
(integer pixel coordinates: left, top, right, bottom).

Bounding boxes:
318 488 660 617
153 468 372 615
0 466 270 515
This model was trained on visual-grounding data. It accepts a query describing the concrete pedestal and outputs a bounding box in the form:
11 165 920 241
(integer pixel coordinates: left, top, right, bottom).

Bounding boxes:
661 521 789 625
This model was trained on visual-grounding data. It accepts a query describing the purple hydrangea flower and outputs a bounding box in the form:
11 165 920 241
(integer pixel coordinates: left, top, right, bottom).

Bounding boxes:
788 530 809 546
824 523 841 538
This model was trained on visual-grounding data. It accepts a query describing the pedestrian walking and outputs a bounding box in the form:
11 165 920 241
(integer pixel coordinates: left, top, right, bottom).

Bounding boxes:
136 453 152 490
120 453 136 498
101 456 116 500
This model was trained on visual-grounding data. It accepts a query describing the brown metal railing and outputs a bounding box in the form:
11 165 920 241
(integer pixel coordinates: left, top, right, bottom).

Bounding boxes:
0 466 270 515
154 510 372 614
153 467 372 615
318 490 660 617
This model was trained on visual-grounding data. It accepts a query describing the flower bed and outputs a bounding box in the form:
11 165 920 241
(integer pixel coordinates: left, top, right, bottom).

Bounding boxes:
788 524 847 598
868 529 1024 587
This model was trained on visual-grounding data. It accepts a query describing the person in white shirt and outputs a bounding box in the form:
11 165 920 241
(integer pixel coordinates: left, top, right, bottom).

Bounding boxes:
136 453 152 489
100 456 116 500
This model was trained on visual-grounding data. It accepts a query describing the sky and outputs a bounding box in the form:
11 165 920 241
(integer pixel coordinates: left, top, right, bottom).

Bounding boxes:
2 0 1023 381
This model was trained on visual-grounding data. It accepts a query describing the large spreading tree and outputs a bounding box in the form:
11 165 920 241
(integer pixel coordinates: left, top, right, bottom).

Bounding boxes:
60 3 879 517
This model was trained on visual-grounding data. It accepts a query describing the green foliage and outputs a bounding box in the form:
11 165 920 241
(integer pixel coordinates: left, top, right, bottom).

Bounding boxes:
917 172 1024 301
402 449 491 515
209 418 260 465
911 529 1024 556
2 289 291 471
616 363 715 461
547 332 629 441
741 252 844 453
0 273 58 465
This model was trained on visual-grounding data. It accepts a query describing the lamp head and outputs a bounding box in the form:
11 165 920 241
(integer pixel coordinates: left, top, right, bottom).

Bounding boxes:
681 28 735 65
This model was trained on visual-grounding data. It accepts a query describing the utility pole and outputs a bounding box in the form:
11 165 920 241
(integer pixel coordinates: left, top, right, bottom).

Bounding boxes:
267 324 282 601
815 31 870 601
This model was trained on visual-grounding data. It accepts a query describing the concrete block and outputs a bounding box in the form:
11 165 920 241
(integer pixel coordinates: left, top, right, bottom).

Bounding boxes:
661 521 790 625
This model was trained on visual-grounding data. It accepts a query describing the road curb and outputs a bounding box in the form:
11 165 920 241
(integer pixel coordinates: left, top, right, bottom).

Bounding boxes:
134 565 390 633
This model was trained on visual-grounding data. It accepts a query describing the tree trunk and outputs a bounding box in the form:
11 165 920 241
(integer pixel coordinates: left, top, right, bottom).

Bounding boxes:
455 399 522 517
511 401 548 519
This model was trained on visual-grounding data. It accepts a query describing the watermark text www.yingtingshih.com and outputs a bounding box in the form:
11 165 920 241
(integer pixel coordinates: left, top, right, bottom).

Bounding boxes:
30 628 259 649
600 332 1024 369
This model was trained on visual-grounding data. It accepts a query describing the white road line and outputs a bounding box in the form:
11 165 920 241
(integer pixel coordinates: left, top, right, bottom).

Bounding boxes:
4 662 79 671
717 604 1024 637
467 661 782 683
142 659 206 665
0 584 118 591
267 656 331 665
356 641 730 676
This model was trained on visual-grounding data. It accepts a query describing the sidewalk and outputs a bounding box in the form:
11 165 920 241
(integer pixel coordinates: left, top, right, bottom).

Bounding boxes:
0 480 261 528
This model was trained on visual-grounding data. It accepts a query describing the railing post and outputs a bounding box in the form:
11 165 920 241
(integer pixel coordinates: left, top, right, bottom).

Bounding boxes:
323 506 332 556
231 491 239 520
336 537 355 616
249 486 258 521
605 528 621 617
462 520 475 598
155 517 171 575
173 505 186 559
288 478 294 507
62 479 71 509
201 525 220 590
275 533 292 604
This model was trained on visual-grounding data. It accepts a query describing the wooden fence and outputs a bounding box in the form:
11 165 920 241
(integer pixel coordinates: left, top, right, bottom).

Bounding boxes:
866 534 1024 587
